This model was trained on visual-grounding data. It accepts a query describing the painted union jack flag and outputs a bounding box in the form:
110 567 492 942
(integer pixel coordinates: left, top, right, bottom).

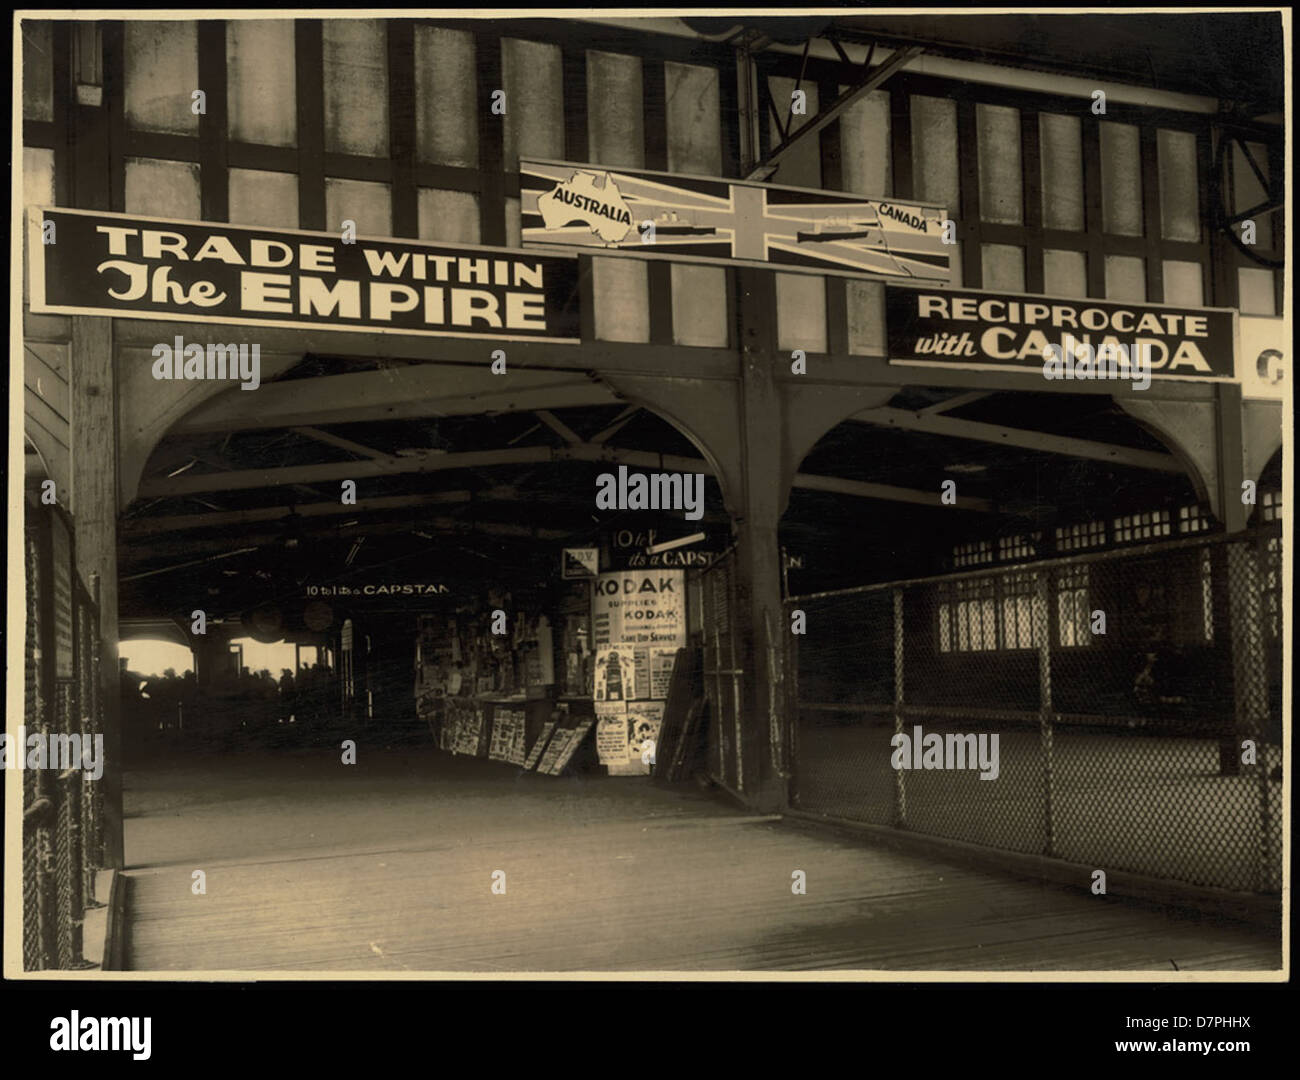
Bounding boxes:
521 159 951 282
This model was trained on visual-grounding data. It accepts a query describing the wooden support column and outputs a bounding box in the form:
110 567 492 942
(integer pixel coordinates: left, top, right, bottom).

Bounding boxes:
1214 382 1248 533
733 267 789 813
70 316 123 869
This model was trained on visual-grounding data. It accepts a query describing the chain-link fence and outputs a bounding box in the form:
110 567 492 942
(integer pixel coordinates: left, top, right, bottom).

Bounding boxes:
22 503 106 970
787 527 1284 896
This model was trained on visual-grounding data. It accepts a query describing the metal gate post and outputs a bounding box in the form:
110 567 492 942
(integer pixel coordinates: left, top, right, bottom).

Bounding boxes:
1036 571 1056 859
892 588 906 828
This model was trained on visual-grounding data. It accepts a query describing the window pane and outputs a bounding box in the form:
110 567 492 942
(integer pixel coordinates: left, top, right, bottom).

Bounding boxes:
1157 128 1198 241
588 51 644 169
418 188 480 244
839 89 890 196
325 178 392 237
846 280 884 355
981 244 1024 292
667 62 722 175
592 258 649 342
23 146 55 207
227 20 296 146
776 273 827 353
415 26 477 167
125 158 200 218
1232 141 1274 249
1238 268 1276 316
672 265 727 347
22 20 53 122
1100 122 1143 235
912 95 958 212
1040 113 1084 230
503 38 563 167
977 104 1021 224
1162 260 1204 307
324 20 389 157
1104 254 1145 301
1043 248 1087 296
125 21 199 134
229 168 298 227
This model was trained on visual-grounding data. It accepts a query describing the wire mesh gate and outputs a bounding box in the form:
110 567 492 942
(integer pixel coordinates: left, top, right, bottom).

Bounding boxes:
785 527 1284 896
22 503 107 970
690 549 746 796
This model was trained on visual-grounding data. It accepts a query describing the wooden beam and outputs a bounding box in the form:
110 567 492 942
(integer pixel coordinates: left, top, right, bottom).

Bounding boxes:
138 436 967 511
121 490 481 536
172 366 620 434
140 446 559 497
918 390 992 415
589 405 641 444
290 427 393 460
794 471 993 512
534 410 582 445
853 407 1185 473
124 516 572 561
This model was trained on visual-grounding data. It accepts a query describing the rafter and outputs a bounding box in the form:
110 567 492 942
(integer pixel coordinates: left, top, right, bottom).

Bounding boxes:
853 407 1185 474
290 426 392 460
136 439 989 512
172 366 619 434
917 391 992 416
534 410 582 445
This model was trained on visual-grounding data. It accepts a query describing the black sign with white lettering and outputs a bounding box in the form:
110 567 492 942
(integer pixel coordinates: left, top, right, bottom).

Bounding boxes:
886 285 1235 379
29 208 581 342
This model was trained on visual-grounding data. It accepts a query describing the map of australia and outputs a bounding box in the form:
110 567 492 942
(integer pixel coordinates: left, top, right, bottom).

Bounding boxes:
537 170 634 243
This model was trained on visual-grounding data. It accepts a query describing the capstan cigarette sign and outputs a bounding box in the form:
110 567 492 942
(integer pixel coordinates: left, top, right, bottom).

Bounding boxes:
28 208 581 342
886 286 1236 380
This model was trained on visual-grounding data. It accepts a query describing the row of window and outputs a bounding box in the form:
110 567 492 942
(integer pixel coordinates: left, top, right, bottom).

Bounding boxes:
21 19 1283 314
950 497 1281 570
937 550 1220 654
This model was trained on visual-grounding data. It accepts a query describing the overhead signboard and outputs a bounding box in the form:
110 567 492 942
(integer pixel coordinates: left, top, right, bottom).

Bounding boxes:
561 547 599 579
521 159 950 282
885 285 1237 381
28 207 581 343
1238 316 1286 400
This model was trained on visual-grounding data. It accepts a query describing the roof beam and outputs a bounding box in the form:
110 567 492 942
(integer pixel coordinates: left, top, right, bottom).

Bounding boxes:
589 405 641 444
138 437 985 512
917 390 992 416
122 515 572 560
794 472 993 512
121 490 483 536
853 407 1185 473
534 410 582 445
290 427 392 460
171 366 619 434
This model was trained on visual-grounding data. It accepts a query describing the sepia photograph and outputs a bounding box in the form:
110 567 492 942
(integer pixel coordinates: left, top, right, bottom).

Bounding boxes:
6 7 1290 1034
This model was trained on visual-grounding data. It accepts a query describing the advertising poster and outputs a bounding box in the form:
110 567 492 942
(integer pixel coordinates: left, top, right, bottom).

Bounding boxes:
886 285 1236 380
506 712 528 766
595 702 630 766
649 648 678 699
545 719 595 776
594 645 638 702
1238 315 1286 400
612 701 666 777
523 721 556 771
30 207 582 343
593 571 687 706
521 159 949 282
